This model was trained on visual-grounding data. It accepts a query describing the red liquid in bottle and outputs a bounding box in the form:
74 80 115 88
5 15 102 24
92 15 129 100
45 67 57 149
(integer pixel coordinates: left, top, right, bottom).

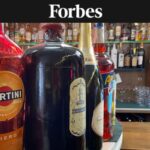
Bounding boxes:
0 23 25 150
95 43 114 141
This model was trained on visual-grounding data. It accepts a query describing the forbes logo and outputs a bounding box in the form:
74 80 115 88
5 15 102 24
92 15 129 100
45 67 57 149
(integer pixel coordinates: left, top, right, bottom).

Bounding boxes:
49 4 103 19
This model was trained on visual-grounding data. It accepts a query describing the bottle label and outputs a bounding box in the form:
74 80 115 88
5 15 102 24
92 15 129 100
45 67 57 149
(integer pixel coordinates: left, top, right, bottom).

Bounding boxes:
138 56 143 66
26 32 32 42
132 56 138 67
70 78 86 137
91 100 104 136
0 71 24 150
109 30 114 40
118 53 124 67
101 71 114 89
115 26 121 36
20 28 25 35
67 30 72 41
124 56 130 67
131 29 136 39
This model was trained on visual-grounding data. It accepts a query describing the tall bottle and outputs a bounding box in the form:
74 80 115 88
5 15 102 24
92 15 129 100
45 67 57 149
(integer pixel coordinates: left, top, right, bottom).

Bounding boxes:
0 23 25 150
79 23 103 150
137 43 145 68
117 43 124 68
111 44 118 69
115 23 121 41
94 30 114 141
24 23 86 150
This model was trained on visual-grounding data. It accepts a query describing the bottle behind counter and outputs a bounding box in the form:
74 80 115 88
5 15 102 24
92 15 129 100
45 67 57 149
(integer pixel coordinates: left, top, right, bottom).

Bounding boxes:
0 23 25 150
79 23 103 150
24 23 86 150
95 43 115 141
94 23 115 141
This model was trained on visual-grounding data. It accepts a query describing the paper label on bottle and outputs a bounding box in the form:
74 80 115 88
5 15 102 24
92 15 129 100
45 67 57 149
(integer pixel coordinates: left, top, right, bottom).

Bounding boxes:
20 28 25 35
101 71 114 89
0 127 24 150
111 80 117 126
118 53 124 67
0 71 24 150
84 51 97 65
91 101 104 136
0 71 24 121
109 30 114 40
70 78 86 137
124 56 130 67
111 52 117 69
132 56 138 67
116 26 121 36
26 32 32 42
138 56 143 65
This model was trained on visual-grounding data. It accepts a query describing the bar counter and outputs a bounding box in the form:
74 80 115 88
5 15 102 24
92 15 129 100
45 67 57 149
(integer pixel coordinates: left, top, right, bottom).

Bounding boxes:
121 122 150 149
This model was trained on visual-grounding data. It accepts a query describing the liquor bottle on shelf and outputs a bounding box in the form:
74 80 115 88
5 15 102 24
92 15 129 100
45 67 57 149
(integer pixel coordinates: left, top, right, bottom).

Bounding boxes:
0 23 25 150
19 24 26 43
67 23 73 43
131 45 138 68
25 24 32 43
111 44 118 69
14 23 20 43
115 23 121 41
79 23 103 150
140 23 147 41
108 23 115 41
106 44 111 56
94 41 114 141
24 23 86 150
31 26 38 43
37 25 44 43
124 47 131 68
9 23 15 41
72 23 79 43
147 23 150 40
4 23 9 37
121 23 129 41
117 43 124 68
135 23 141 41
130 23 136 41
137 43 145 68
61 23 67 42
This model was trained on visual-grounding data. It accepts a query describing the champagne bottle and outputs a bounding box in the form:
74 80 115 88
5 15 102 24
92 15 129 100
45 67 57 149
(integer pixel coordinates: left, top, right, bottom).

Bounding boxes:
79 23 103 150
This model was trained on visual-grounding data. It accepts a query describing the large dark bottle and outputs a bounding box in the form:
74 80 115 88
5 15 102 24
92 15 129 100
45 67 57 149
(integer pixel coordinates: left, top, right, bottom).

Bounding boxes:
24 23 86 150
0 23 25 150
79 23 103 150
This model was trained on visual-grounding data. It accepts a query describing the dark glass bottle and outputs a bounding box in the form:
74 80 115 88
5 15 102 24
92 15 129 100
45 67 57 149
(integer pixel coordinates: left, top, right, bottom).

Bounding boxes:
79 23 103 150
24 24 86 150
0 23 25 150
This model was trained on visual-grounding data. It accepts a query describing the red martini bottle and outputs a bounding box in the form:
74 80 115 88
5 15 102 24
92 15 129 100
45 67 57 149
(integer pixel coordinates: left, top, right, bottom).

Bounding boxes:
0 23 25 150
94 23 115 141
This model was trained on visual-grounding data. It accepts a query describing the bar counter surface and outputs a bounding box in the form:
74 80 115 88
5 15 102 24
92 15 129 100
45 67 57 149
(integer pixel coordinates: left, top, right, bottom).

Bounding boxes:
121 122 150 150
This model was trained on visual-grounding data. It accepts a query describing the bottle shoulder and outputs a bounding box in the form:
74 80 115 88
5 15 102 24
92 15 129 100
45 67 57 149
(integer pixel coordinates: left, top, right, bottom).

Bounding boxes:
23 42 84 67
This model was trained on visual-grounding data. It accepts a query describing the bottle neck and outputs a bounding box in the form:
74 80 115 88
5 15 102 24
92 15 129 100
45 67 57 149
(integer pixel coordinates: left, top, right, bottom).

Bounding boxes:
79 23 96 65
